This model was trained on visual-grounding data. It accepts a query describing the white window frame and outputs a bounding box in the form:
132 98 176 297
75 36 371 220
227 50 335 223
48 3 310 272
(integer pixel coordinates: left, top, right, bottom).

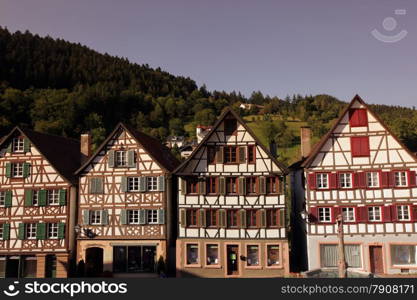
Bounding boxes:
318 207 332 223
115 151 127 167
26 223 37 239
47 223 58 239
128 177 140 192
316 173 329 189
342 207 355 222
395 171 408 187
0 192 5 206
90 210 102 225
397 205 410 221
128 210 140 224
340 173 352 189
12 163 24 178
368 206 382 222
13 138 24 152
32 190 39 206
367 172 380 188
147 209 158 224
147 177 158 191
47 190 59 205
0 225 3 239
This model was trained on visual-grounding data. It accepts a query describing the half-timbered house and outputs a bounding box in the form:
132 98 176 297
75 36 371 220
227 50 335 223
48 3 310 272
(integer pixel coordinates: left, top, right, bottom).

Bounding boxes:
75 123 178 277
0 127 81 278
291 95 417 275
175 108 289 277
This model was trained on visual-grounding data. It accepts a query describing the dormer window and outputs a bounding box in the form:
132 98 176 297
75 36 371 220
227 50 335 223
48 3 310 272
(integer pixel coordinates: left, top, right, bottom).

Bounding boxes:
13 138 24 152
115 151 127 167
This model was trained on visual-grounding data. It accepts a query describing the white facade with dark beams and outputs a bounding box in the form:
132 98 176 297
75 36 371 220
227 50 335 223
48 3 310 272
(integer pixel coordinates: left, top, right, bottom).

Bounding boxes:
175 108 289 278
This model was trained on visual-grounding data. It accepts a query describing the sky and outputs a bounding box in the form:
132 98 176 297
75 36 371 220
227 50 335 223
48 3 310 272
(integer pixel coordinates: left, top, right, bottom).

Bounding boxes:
1 0 417 107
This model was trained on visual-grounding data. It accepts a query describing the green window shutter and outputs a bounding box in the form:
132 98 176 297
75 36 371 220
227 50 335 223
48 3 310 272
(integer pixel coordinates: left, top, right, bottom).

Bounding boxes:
199 209 206 228
181 178 187 195
6 143 12 153
101 210 108 225
24 190 33 206
139 177 147 192
120 210 127 225
38 190 47 206
238 177 246 195
2 224 10 240
23 138 31 153
260 209 266 228
259 176 266 195
108 150 115 168
240 210 247 228
216 147 224 163
198 179 206 195
96 178 104 193
239 146 246 163
4 191 12 208
279 209 286 228
59 189 67 206
121 177 128 192
58 223 65 239
36 223 46 240
157 176 165 192
127 150 135 168
180 209 186 227
157 209 165 224
5 163 12 178
83 210 90 225
23 163 30 178
139 210 147 224
18 223 26 240
219 177 226 195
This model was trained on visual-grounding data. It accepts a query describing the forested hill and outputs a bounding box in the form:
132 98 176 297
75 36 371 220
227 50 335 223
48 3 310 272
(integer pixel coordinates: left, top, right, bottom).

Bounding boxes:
0 27 416 163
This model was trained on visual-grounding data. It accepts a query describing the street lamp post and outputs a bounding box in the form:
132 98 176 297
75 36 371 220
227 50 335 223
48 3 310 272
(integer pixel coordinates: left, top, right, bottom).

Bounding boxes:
336 214 347 278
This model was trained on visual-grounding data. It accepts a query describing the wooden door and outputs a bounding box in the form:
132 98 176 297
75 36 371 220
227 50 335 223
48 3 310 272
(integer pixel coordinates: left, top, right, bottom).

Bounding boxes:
226 245 239 275
369 246 383 274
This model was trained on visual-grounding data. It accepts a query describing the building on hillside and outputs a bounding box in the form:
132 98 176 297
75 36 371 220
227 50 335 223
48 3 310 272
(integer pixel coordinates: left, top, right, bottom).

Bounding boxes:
0 127 81 278
196 125 212 143
174 108 289 277
165 136 185 149
290 95 417 275
75 123 179 277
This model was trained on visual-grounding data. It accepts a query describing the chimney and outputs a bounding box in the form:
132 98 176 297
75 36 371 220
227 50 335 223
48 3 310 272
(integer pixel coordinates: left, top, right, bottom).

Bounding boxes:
300 126 312 158
80 133 92 163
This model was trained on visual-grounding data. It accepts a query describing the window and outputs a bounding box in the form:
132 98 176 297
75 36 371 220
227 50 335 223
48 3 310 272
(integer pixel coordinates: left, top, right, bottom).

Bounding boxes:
342 207 355 222
113 245 157 273
368 206 382 222
351 136 370 157
247 210 257 227
187 178 199 194
224 146 237 163
26 223 37 239
397 205 410 221
395 171 407 187
248 145 256 163
266 209 279 227
267 177 280 194
320 244 362 268
12 163 24 178
224 119 237 136
147 210 158 224
0 225 3 240
128 210 140 224
391 245 417 266
147 177 158 191
318 207 331 222
128 177 140 192
267 245 280 266
349 109 368 127
340 173 352 188
21 256 37 278
207 177 217 194
227 210 239 227
316 173 329 189
246 245 260 266
13 138 24 152
47 190 59 205
32 190 39 206
187 209 198 227
0 192 5 206
207 146 216 164
47 223 58 239
186 244 199 265
367 172 380 188
206 244 219 265
90 210 102 225
246 177 257 194
115 151 127 167
206 210 217 227
226 177 238 195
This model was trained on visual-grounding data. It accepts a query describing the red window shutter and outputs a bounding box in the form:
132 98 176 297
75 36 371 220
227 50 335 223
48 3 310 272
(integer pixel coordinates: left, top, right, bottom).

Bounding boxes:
309 207 318 223
351 137 360 157
353 172 366 188
351 137 370 157
329 173 338 189
349 109 359 127
383 206 392 222
349 109 368 127
381 171 390 188
357 206 368 223
332 207 341 222
412 205 417 221
408 171 416 187
389 171 396 187
361 137 370 156
308 173 317 190
358 109 368 126
353 172 360 188
390 205 398 222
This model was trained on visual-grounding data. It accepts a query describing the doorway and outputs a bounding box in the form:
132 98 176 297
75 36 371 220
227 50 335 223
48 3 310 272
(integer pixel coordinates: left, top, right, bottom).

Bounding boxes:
5 257 20 278
45 255 57 278
85 247 103 277
226 245 239 276
369 246 384 274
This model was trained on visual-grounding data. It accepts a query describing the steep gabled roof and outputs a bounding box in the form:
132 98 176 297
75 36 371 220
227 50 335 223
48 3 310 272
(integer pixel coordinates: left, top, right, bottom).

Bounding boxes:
0 127 81 184
75 123 179 174
300 94 417 168
174 107 289 174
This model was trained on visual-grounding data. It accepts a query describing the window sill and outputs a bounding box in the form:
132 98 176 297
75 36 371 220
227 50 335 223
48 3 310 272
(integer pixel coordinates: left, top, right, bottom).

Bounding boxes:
245 265 262 270
204 264 221 269
265 264 282 269
184 264 201 268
